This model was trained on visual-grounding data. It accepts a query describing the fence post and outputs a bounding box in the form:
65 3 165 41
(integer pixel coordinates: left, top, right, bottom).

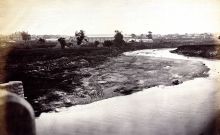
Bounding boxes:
0 90 36 135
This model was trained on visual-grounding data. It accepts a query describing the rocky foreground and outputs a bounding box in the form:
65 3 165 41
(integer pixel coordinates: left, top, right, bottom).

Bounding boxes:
2 47 209 116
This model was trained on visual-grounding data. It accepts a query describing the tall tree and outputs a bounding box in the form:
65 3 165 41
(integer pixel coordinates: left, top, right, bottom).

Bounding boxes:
75 30 86 45
58 37 66 49
113 30 125 45
21 32 31 42
147 31 153 39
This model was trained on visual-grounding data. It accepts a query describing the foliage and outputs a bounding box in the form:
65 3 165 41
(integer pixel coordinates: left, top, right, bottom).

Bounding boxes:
58 37 66 49
38 38 46 44
131 34 137 38
113 30 125 45
21 32 31 42
103 40 113 47
94 41 100 46
75 30 86 45
147 31 153 39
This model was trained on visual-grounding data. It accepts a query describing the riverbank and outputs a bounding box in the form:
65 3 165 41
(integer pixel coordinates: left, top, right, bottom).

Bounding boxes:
37 49 220 135
171 44 220 59
1 47 209 116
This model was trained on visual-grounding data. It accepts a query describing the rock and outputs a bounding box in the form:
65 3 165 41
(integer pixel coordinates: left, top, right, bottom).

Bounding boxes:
114 85 139 95
98 80 107 84
79 59 89 66
34 100 39 104
64 98 71 104
172 79 181 85
55 108 61 112
89 90 97 95
75 87 82 92
0 81 24 98
78 91 86 98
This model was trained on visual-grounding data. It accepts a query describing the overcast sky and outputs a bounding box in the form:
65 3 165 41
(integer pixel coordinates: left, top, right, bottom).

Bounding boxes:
0 0 220 35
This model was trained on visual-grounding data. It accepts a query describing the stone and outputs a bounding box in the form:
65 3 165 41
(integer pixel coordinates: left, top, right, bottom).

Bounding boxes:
0 81 24 98
98 80 107 84
79 59 89 66
172 79 181 85
89 90 97 95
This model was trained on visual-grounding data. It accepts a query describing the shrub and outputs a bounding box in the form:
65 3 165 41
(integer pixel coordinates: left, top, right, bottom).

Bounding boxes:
103 40 113 47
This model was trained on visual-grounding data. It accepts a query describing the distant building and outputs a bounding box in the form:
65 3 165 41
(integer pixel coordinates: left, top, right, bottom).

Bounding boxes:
69 35 132 43
9 32 23 41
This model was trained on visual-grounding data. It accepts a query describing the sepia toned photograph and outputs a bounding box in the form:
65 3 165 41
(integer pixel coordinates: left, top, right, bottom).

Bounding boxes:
0 0 220 135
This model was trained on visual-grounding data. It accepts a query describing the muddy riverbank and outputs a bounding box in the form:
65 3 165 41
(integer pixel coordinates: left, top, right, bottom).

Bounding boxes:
171 45 220 59
1 47 209 116
37 49 220 135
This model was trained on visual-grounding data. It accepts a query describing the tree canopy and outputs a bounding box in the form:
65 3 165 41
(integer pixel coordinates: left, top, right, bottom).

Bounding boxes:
21 32 31 42
113 30 125 45
75 30 86 45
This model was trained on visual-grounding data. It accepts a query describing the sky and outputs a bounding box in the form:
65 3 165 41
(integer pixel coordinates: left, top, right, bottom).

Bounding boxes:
0 0 220 35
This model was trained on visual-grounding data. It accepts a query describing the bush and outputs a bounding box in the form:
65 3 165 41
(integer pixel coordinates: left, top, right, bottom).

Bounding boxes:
103 40 113 47
113 30 125 46
94 41 100 46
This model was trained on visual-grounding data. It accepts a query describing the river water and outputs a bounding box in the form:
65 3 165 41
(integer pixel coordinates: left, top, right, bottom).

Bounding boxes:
36 48 220 135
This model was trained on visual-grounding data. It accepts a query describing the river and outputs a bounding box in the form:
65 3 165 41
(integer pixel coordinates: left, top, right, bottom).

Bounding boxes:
36 48 220 135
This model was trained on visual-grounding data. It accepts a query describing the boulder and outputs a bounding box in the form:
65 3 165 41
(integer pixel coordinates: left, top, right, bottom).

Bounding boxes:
79 59 89 66
172 79 182 85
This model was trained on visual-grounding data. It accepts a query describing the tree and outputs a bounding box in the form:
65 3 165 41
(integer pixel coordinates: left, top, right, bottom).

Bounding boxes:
131 34 137 39
75 30 86 45
147 31 153 39
21 32 31 42
94 40 100 47
38 38 46 44
58 37 66 49
113 30 125 45
218 36 220 39
103 40 113 47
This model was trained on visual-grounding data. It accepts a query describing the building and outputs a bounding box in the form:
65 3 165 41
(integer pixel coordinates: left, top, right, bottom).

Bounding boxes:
68 35 132 43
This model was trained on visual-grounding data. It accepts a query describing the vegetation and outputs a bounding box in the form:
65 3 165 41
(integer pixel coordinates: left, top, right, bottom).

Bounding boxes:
103 40 113 47
21 32 31 42
58 37 66 49
131 34 137 38
147 31 153 39
113 30 125 46
38 38 46 44
94 41 100 46
75 30 86 45
171 45 220 59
